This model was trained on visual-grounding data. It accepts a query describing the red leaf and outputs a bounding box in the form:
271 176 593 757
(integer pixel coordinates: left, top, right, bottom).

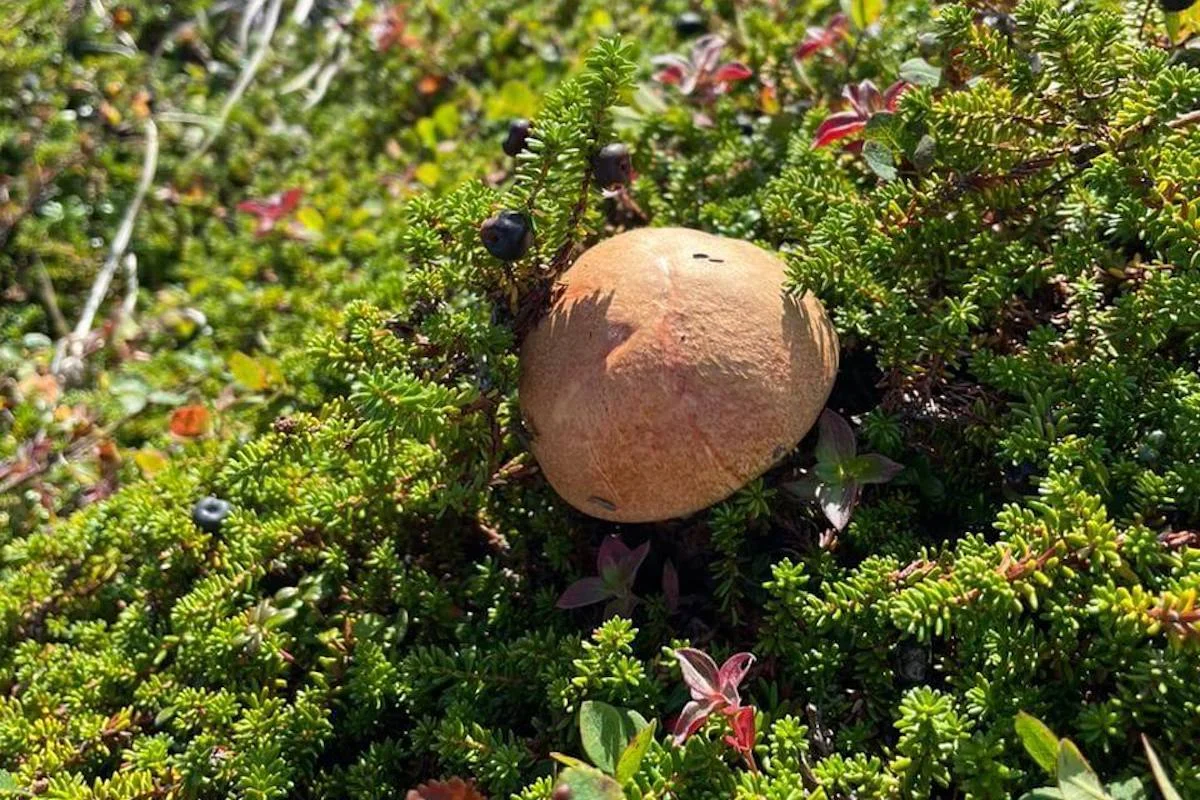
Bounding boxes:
237 188 303 237
795 14 849 60
654 65 685 85
883 79 911 111
169 405 210 438
276 188 302 214
812 115 866 148
712 62 753 84
723 706 756 755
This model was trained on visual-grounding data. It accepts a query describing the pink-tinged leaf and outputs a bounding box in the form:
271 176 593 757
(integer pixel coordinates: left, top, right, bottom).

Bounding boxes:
844 79 882 116
236 188 303 237
662 560 680 613
712 62 753 84
818 481 859 530
236 199 273 215
794 39 823 60
618 540 650 583
856 453 903 484
674 648 721 700
883 80 911 111
717 653 755 699
795 15 849 61
597 535 631 577
277 188 302 213
816 410 857 465
691 35 728 74
556 577 612 609
651 54 692 71
672 699 718 745
723 706 756 755
812 115 865 148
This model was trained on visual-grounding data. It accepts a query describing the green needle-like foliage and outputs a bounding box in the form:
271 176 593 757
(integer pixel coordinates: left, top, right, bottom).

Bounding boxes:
1 0 1199 798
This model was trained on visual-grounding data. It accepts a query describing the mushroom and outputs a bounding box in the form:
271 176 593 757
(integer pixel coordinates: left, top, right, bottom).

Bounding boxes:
519 227 839 523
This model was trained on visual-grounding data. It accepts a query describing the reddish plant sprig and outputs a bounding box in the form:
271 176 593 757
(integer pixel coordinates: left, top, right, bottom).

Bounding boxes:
723 706 758 772
812 79 910 149
671 647 755 745
795 13 850 62
652 35 753 102
236 188 302 237
556 536 649 617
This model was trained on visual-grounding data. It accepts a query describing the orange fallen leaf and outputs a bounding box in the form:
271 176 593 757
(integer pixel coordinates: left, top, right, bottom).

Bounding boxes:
96 440 120 464
169 405 210 438
19 373 59 405
417 74 442 95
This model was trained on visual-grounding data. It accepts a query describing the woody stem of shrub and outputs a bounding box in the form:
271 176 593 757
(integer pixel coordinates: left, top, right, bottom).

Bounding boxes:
51 118 159 382
34 262 67 339
193 0 285 157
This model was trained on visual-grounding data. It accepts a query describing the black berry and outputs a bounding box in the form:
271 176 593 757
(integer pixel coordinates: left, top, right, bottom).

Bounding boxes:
192 496 231 533
480 210 532 261
592 143 632 189
736 113 755 137
503 118 531 157
674 10 707 37
976 10 1016 37
1160 0 1196 11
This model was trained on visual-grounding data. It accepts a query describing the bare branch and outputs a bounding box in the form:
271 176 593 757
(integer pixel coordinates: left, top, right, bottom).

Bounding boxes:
194 0 286 157
52 119 159 381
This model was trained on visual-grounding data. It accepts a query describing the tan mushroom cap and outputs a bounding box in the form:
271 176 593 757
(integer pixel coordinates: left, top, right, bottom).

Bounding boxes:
519 227 838 523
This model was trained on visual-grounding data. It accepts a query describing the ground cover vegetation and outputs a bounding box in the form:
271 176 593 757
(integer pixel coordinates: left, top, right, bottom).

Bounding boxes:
1 0 1199 797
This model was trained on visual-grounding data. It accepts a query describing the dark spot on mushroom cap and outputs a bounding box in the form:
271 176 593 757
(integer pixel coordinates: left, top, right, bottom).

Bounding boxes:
588 496 617 511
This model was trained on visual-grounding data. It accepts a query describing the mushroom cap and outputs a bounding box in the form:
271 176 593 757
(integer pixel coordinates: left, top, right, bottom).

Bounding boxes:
519 227 839 523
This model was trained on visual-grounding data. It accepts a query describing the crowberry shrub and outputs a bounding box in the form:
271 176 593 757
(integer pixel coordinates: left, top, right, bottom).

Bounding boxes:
0 0 1199 798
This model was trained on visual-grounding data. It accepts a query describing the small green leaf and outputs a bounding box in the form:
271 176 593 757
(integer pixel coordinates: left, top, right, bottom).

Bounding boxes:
153 705 177 726
229 352 269 390
556 766 623 800
432 103 460 138
863 141 897 181
840 0 884 29
1165 11 1180 42
550 752 590 769
1015 712 1060 777
616 719 656 784
912 134 936 172
899 57 941 87
1017 790 1065 800
1057 739 1108 800
1105 777 1145 800
0 771 24 796
414 162 441 187
486 79 539 121
296 206 325 233
579 701 626 775
1141 735 1182 800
